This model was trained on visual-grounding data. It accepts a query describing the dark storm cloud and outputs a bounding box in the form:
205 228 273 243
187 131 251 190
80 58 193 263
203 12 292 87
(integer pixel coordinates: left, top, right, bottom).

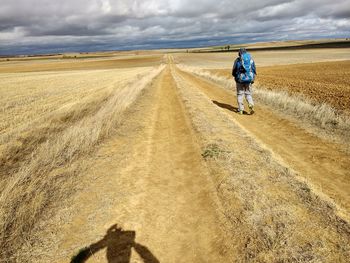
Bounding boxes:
0 0 349 55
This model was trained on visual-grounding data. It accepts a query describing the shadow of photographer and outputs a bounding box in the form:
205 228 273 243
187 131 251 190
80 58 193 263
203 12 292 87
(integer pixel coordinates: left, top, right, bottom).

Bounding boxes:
71 224 159 263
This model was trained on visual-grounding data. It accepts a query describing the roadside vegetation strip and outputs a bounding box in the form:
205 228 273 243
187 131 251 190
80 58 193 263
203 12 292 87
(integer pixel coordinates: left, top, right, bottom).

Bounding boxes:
0 85 117 180
178 65 350 145
0 65 165 261
172 68 350 262
0 68 155 185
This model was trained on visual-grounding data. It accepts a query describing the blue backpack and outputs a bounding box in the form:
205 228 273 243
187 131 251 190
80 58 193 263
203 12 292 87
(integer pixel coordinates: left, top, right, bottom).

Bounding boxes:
237 52 255 84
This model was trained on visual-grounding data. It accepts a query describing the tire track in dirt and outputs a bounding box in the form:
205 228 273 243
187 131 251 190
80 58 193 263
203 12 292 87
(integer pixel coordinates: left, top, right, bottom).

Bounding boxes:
175 67 350 215
119 66 230 262
37 65 231 262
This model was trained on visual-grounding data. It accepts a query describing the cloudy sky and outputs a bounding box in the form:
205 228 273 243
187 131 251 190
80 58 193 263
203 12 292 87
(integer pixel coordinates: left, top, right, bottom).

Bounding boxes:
0 0 349 55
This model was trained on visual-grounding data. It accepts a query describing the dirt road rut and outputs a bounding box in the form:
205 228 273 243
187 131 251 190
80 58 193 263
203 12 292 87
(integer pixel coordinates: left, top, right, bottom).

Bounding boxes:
176 68 350 214
46 66 230 262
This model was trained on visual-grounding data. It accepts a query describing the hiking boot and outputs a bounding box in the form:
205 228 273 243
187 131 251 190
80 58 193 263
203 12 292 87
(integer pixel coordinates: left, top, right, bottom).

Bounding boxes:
249 105 255 115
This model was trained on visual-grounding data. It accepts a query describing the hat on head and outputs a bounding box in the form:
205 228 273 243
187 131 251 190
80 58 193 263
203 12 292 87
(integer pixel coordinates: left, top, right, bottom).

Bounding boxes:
238 48 246 57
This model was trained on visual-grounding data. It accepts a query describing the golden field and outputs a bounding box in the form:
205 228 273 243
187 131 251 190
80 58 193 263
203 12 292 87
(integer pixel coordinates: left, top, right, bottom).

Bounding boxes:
1 48 349 262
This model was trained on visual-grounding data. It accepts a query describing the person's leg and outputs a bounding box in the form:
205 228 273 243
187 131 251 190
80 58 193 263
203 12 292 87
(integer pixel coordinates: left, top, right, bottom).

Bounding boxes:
244 84 254 107
236 82 245 113
244 84 255 114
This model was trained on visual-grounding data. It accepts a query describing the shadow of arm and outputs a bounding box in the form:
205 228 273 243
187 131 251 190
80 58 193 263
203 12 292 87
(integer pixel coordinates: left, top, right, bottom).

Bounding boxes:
133 243 160 263
71 239 106 263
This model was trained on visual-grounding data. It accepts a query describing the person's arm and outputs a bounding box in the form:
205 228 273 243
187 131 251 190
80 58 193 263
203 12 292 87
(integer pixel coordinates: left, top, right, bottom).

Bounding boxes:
252 60 257 75
232 59 238 77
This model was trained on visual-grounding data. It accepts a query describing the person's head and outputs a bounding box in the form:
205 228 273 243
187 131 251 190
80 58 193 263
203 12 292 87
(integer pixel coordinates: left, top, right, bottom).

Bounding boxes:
238 48 246 57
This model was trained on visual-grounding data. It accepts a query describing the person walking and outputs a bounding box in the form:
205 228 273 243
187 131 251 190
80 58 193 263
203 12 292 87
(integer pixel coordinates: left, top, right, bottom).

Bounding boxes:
232 48 257 115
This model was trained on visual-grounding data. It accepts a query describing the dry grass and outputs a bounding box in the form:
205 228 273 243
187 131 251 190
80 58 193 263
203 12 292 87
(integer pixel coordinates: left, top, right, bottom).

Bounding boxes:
0 65 164 261
178 65 350 145
0 68 151 139
172 68 350 261
0 68 153 181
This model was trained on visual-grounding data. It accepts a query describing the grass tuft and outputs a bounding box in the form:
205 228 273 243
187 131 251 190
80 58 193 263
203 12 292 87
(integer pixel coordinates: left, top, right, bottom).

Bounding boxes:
202 143 229 160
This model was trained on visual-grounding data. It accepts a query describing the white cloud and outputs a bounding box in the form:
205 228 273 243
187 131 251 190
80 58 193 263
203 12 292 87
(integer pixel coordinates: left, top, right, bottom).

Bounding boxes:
0 0 349 54
100 0 112 14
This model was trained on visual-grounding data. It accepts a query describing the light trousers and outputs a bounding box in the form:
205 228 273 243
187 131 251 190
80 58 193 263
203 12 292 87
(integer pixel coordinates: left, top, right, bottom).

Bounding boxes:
236 82 254 111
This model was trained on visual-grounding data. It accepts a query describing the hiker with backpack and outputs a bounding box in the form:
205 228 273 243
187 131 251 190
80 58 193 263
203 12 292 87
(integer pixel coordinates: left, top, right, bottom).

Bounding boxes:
232 48 257 115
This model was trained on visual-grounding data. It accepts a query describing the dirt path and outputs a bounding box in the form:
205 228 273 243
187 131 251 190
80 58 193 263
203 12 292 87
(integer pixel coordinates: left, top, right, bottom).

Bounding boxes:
117 67 229 262
42 66 230 262
26 60 350 262
176 68 350 214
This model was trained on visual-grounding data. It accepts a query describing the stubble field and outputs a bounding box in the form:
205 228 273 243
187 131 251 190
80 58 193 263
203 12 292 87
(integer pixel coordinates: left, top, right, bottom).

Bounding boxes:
1 48 349 262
